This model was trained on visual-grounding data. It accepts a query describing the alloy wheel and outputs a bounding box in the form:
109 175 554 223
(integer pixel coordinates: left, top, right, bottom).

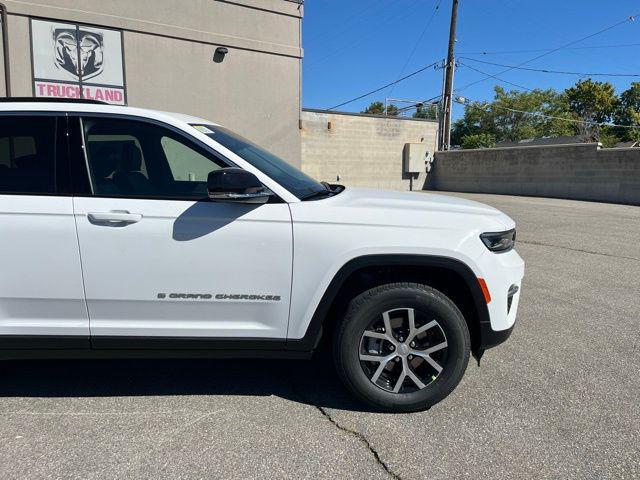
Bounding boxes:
359 307 448 393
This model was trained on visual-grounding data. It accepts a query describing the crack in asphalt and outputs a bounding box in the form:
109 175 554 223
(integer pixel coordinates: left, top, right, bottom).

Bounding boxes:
518 239 640 262
290 382 401 479
311 404 402 480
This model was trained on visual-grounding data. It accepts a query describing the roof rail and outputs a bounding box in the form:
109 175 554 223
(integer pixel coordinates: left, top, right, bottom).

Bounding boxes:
0 97 108 105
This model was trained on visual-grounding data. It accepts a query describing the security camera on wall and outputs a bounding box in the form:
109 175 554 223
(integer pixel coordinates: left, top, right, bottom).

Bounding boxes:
213 47 229 63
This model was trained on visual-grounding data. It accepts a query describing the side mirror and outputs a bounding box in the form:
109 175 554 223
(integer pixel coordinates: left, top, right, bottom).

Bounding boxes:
207 167 272 204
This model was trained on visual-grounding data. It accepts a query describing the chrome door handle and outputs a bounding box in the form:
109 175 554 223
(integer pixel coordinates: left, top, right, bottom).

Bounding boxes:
87 211 143 225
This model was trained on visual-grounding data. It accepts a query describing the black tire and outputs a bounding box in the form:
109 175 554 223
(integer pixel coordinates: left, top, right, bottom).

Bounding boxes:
333 283 470 413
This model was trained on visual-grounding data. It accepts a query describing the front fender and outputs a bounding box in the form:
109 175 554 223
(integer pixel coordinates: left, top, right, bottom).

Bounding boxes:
285 254 490 352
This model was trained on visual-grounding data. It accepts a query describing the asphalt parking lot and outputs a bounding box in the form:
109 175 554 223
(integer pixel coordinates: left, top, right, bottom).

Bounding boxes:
1 192 638 479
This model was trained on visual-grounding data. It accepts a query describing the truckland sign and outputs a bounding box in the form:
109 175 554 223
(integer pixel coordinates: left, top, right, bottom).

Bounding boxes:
31 19 126 105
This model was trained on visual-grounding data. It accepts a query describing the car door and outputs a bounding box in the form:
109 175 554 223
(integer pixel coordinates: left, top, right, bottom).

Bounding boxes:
71 115 293 347
0 113 89 348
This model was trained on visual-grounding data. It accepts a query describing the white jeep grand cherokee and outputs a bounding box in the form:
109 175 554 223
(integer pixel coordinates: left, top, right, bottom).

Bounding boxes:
0 99 524 412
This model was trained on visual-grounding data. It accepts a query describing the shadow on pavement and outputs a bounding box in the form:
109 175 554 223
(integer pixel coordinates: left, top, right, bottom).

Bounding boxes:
0 355 374 412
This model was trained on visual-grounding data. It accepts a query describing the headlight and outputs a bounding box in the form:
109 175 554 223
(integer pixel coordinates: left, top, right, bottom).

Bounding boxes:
480 229 516 253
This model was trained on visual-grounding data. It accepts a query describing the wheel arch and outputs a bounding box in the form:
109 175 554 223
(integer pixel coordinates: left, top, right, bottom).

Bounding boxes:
286 254 490 358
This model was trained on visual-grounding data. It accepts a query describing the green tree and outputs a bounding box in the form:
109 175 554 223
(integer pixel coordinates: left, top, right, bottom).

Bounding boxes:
451 86 575 146
566 79 618 142
451 100 497 146
598 129 623 148
489 86 575 141
413 103 438 120
362 101 385 115
614 82 640 142
461 133 496 149
385 104 399 116
362 101 398 116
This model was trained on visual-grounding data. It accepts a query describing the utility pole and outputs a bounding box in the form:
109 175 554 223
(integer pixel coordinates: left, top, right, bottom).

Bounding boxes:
440 0 458 150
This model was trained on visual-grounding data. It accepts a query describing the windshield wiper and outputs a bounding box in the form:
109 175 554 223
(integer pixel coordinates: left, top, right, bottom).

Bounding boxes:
301 189 335 201
301 182 345 201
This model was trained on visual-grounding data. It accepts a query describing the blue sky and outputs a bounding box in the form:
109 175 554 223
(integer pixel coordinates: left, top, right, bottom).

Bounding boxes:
302 0 640 119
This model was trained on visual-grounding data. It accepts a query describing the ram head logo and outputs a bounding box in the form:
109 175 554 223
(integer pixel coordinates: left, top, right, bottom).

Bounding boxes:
53 28 104 80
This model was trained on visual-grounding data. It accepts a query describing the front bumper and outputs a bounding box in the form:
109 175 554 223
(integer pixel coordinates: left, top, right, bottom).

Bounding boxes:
474 248 524 357
477 248 525 331
478 318 515 350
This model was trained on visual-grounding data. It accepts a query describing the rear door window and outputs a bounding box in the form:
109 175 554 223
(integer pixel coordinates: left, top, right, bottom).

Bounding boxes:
0 116 58 195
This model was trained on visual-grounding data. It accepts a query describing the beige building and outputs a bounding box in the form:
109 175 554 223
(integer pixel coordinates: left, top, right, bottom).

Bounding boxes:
0 0 304 165
301 109 438 191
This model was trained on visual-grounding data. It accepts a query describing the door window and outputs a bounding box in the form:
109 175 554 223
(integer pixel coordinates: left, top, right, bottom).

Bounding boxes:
0 116 57 194
82 117 228 199
161 136 216 182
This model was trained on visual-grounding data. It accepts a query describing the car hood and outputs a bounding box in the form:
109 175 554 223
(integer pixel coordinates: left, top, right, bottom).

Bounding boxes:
317 187 515 230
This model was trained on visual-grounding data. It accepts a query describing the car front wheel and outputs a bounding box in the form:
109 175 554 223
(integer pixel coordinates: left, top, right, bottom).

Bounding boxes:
334 282 470 413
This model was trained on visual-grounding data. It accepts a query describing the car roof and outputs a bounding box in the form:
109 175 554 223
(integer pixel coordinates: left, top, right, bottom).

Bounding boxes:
0 100 219 127
157 110 217 126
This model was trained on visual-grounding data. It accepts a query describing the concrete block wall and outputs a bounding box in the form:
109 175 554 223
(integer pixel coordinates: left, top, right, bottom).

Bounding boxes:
429 143 640 205
301 109 438 191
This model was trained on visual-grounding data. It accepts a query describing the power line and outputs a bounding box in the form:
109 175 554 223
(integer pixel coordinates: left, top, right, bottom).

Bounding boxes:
387 0 444 97
456 12 640 92
460 57 640 78
458 61 533 91
393 94 442 115
458 42 640 56
327 60 441 110
463 99 640 130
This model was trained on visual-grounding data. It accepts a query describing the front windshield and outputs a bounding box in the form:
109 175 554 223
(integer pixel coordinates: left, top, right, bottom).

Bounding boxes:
192 124 326 199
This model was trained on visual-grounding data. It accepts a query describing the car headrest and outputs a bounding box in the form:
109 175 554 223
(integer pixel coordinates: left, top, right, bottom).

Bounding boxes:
118 143 143 172
90 145 119 179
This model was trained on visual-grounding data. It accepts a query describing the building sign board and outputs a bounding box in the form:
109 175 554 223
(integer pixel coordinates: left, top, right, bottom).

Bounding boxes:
31 19 126 104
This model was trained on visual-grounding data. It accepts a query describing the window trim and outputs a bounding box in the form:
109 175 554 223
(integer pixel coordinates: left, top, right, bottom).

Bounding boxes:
78 117 95 194
0 111 71 197
70 112 283 202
